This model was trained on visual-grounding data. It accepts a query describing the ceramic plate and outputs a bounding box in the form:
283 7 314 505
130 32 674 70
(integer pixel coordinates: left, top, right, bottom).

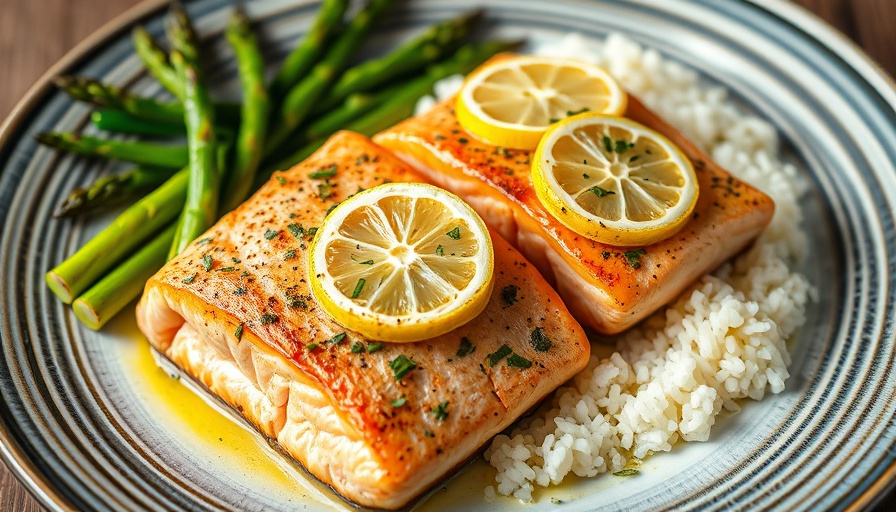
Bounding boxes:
1 0 895 510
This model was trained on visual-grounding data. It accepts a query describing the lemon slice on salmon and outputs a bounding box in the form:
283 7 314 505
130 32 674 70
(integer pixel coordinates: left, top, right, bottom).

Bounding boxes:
456 55 627 150
309 183 495 342
531 113 699 246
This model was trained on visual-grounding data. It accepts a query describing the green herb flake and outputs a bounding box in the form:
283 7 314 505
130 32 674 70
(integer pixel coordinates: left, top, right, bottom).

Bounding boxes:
233 288 246 295
456 337 476 358
507 353 532 369
613 469 640 477
264 229 279 240
567 107 590 117
325 202 340 216
488 344 513 367
629 155 640 163
350 342 363 354
602 135 613 152
196 237 213 245
424 430 435 438
351 278 366 298
201 255 213 271
260 313 279 325
306 227 318 237
589 186 616 198
287 296 307 309
583 173 590 179
367 342 384 353
217 266 236 272
231 257 241 263
624 248 647 269
551 498 564 504
502 285 519 306
614 140 634 153
183 273 197 284
309 164 337 179
435 245 444 256
276 175 287 185
326 332 347 346
306 342 320 351
458 137 469 144
433 401 449 421
234 323 244 340
390 355 417 380
391 396 408 408
284 250 297 260
318 181 332 201
288 223 304 238
530 327 552 352
446 227 461 240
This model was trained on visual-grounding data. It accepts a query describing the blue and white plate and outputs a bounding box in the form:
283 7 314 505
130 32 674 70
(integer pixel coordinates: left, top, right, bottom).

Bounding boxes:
1 0 894 510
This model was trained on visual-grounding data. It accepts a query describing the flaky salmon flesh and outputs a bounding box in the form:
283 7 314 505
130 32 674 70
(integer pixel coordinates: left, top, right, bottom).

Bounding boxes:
136 132 589 510
375 71 775 334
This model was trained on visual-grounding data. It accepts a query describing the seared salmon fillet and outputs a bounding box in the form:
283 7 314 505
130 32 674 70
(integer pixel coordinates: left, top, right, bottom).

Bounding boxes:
375 86 775 334
136 131 589 510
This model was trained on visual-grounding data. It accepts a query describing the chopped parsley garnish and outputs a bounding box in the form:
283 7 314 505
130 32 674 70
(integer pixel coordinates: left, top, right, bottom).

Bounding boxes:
367 342 384 353
351 255 374 265
446 227 461 240
530 327 552 352
424 430 435 438
391 396 408 408
496 147 510 157
390 355 417 380
614 140 635 153
260 313 279 325
318 181 332 200
308 164 337 179
234 323 244 340
458 137 469 144
264 229 279 240
549 107 590 123
183 274 197 284
287 296 307 309
306 343 320 351
325 202 340 216
602 136 613 152
196 237 213 245
456 337 476 357
351 278 366 298
629 155 640 163
201 255 213 271
433 401 449 421
276 175 287 185
288 223 304 238
233 288 246 295
326 332 347 346
284 250 297 260
624 248 647 269
217 266 236 272
502 285 519 306
583 173 590 179
488 344 513 367
589 186 616 198
306 227 318 237
435 245 444 256
613 469 640 477
350 342 364 354
507 353 532 369
232 257 241 263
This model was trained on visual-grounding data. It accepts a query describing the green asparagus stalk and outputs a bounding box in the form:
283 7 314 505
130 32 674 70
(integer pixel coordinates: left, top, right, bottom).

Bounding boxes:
46 167 188 303
266 0 394 154
73 224 176 330
166 3 200 64
168 49 218 258
315 9 484 113
221 7 270 213
54 75 242 127
36 133 188 168
268 0 349 103
55 165 178 217
90 110 184 137
271 39 525 171
133 26 184 100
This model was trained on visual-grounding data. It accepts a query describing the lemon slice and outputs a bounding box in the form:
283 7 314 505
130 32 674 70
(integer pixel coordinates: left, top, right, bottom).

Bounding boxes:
531 113 699 246
456 55 627 150
309 183 495 342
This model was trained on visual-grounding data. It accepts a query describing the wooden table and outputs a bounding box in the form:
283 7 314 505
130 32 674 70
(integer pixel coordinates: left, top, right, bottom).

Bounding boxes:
1 0 894 510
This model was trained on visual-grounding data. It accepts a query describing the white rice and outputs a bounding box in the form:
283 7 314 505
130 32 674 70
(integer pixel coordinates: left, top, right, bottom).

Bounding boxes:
417 33 813 502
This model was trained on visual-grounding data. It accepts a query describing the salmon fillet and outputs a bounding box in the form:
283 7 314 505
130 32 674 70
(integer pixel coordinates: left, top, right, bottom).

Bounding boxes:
136 131 589 510
375 82 775 334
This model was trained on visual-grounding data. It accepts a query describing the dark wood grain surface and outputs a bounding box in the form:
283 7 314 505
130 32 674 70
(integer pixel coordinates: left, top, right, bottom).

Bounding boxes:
1 0 894 510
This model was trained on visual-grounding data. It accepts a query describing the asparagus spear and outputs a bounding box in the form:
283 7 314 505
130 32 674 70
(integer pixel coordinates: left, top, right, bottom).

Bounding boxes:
46 167 188 303
55 75 184 123
36 133 188 168
133 26 184 100
90 110 184 137
266 0 393 154
55 165 178 217
272 39 525 170
221 7 270 213
268 0 349 103
315 9 484 113
168 49 218 258
166 3 200 64
73 224 176 330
